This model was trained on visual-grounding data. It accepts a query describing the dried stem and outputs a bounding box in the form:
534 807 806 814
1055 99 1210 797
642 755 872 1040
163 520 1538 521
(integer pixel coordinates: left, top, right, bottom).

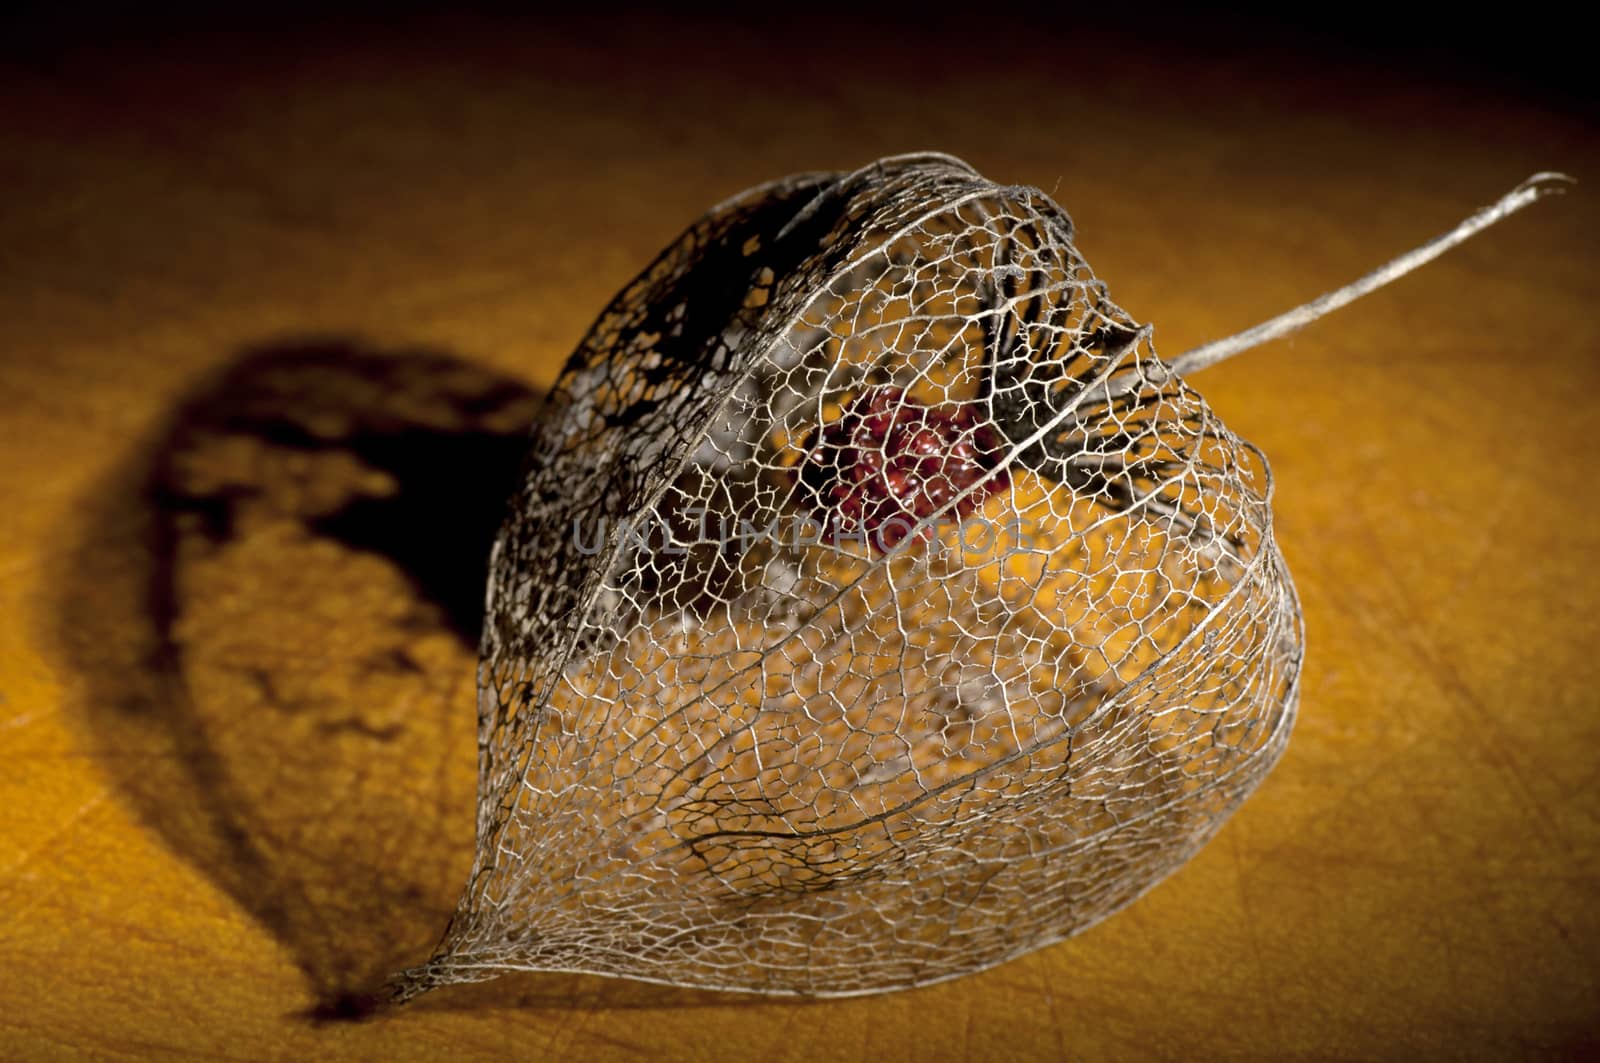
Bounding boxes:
1170 172 1574 376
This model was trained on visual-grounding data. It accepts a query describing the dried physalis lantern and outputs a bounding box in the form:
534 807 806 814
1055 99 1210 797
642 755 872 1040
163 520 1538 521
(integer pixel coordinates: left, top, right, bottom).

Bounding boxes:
389 155 1566 1002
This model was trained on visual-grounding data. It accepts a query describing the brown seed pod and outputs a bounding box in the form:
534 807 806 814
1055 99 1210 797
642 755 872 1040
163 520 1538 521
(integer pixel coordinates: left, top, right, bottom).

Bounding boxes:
389 155 1567 1002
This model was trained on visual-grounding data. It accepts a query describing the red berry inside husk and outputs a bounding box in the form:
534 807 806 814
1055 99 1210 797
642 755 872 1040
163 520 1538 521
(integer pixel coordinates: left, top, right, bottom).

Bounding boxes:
791 387 1010 551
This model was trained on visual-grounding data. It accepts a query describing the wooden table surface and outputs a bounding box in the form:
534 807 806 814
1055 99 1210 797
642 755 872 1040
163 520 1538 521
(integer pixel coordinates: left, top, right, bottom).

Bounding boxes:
2 13 1596 1060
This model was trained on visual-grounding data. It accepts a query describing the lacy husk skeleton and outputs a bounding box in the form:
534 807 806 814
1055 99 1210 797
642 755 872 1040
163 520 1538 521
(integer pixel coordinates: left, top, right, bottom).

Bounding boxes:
388 155 1565 1002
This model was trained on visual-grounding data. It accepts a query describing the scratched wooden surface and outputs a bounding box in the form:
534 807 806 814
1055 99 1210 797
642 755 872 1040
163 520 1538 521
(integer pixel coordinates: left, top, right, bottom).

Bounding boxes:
2 14 1596 1060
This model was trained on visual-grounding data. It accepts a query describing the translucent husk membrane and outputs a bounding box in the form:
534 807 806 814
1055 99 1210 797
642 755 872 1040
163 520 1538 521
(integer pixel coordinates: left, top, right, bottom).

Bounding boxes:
387 154 1565 1002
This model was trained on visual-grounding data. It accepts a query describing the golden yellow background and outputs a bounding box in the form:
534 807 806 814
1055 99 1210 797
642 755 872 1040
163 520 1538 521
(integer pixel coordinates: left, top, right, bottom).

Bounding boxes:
2 13 1596 1060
